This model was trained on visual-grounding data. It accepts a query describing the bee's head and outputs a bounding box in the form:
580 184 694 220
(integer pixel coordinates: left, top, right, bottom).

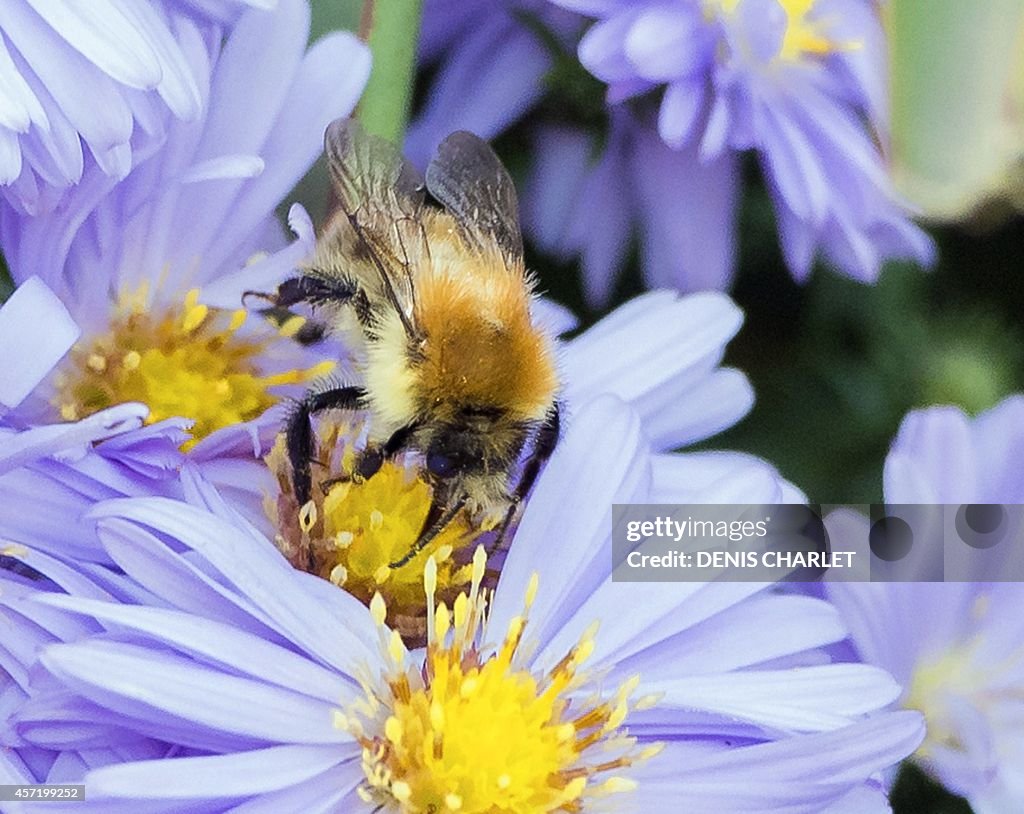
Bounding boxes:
422 423 490 482
419 417 525 512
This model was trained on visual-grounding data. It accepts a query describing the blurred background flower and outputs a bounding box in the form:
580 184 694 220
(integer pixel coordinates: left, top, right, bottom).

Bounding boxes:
0 0 283 215
825 397 1024 812
888 1 1024 222
407 0 933 303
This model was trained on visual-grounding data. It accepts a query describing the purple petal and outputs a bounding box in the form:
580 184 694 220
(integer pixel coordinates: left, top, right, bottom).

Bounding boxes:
634 127 740 291
564 291 748 447
0 2 134 152
85 745 351 798
0 404 147 476
649 664 902 733
531 296 578 337
406 19 550 168
23 0 163 89
884 406 976 503
108 0 203 119
224 762 363 814
578 11 640 84
88 498 380 670
607 593 844 681
40 639 351 745
0 32 47 134
650 450 803 503
625 4 711 81
659 77 707 148
198 30 369 279
35 595 357 705
0 276 79 410
490 395 650 652
522 124 592 254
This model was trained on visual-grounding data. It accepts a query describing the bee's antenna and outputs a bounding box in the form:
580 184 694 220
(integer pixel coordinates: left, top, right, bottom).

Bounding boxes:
389 495 468 570
241 289 277 308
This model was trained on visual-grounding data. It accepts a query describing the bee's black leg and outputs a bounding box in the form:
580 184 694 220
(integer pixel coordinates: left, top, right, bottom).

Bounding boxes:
286 386 366 507
489 404 562 555
246 274 358 309
518 404 561 504
389 494 468 570
346 422 420 486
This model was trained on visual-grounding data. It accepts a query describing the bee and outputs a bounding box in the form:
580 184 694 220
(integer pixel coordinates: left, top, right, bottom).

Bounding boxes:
265 118 561 569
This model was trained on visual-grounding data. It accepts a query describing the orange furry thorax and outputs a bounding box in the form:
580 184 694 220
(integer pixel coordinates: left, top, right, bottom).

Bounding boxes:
411 253 558 423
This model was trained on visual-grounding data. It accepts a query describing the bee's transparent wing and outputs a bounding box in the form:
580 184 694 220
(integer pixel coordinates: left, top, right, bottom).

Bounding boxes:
324 118 427 335
425 131 524 264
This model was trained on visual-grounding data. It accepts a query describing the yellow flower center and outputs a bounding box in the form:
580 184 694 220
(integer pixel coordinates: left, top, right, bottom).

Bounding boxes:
343 550 661 813
906 641 981 758
53 286 330 448
776 0 832 59
266 422 480 643
716 0 849 61
905 593 1024 761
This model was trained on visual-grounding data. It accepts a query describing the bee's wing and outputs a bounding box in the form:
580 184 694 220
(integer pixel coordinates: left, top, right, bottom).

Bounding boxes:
324 118 427 336
425 131 524 264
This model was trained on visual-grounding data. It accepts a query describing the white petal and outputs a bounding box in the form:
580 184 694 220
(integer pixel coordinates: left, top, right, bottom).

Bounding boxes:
24 0 162 87
0 276 78 410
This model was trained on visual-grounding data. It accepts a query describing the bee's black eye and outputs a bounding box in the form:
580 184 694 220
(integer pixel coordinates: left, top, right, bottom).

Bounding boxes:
426 450 456 479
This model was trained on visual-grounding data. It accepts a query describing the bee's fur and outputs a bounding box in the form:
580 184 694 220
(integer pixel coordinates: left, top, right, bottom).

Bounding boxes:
272 120 562 567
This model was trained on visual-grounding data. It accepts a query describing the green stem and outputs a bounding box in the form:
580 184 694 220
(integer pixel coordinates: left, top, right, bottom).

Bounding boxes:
356 0 424 144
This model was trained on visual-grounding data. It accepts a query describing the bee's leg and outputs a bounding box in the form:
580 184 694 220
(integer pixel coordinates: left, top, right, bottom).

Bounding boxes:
348 422 419 486
490 404 562 555
515 404 561 507
286 386 366 507
245 274 358 309
389 494 468 570
246 274 362 345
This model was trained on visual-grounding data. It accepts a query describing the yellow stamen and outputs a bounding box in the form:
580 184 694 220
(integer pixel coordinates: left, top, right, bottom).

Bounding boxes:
53 286 329 447
265 421 480 644
340 556 659 813
907 620 1024 763
716 0 855 61
777 0 832 58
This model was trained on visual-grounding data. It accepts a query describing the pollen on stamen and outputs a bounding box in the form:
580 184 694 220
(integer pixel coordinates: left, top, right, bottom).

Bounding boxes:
265 418 483 646
336 552 661 813
52 285 330 447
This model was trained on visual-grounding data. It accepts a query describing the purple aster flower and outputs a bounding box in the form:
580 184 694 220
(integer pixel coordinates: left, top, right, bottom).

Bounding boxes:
5 396 922 812
413 0 934 303
557 0 935 287
406 0 580 168
1 532 171 792
0 0 370 447
523 110 740 302
0 0 280 213
0 275 197 566
825 396 1024 810
0 278 207 786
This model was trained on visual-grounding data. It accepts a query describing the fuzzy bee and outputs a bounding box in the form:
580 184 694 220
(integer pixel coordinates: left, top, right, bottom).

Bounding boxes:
266 118 561 569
